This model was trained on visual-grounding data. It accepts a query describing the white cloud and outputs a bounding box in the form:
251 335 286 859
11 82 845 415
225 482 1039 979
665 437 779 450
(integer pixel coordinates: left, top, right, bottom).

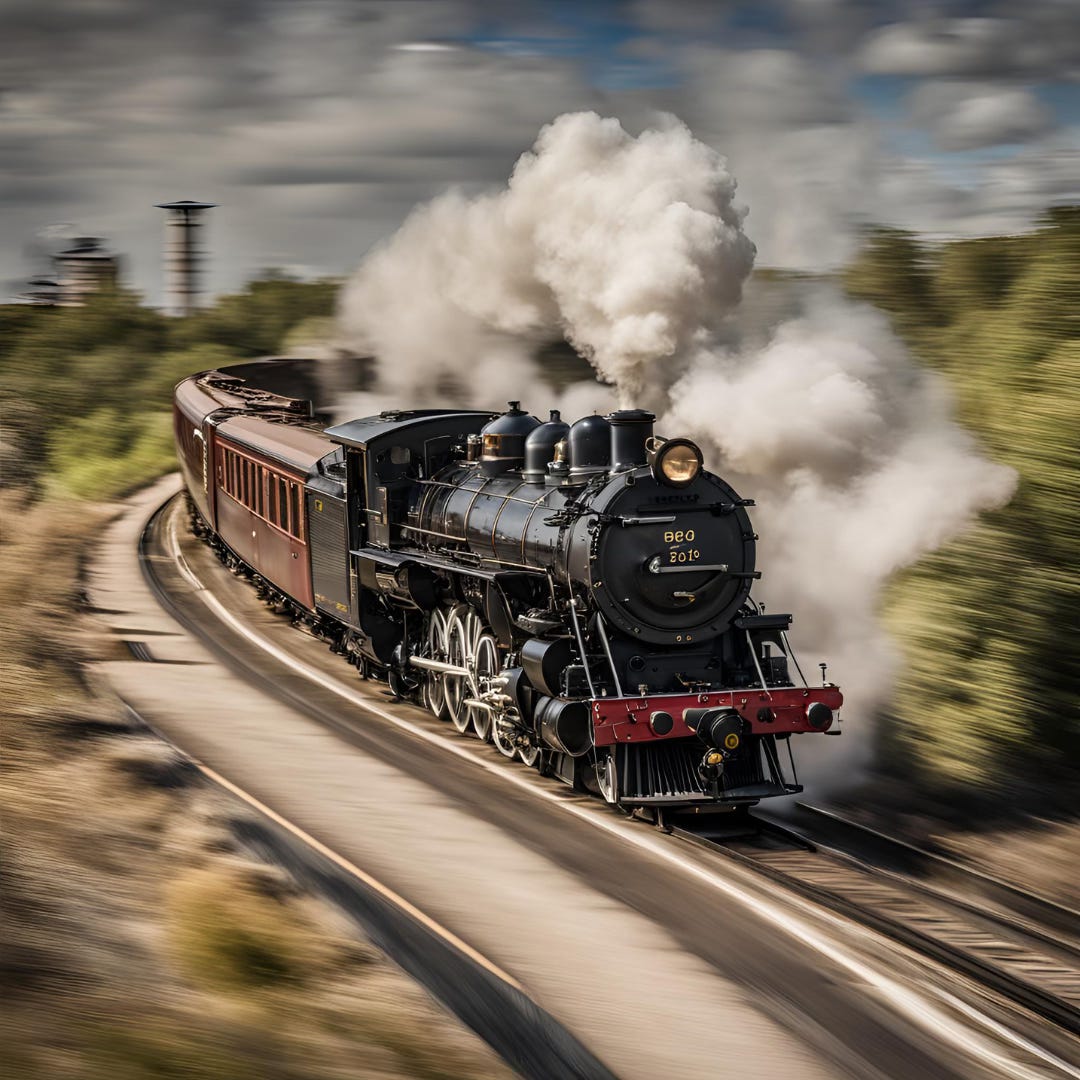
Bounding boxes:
394 42 457 52
859 18 1015 77
909 81 1055 150
869 135 1079 238
858 12 1080 79
671 45 883 268
2 0 1077 300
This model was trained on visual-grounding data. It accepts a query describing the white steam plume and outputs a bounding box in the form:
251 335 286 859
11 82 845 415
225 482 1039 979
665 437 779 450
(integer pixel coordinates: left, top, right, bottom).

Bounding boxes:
662 293 1015 782
339 112 755 408
338 112 1016 791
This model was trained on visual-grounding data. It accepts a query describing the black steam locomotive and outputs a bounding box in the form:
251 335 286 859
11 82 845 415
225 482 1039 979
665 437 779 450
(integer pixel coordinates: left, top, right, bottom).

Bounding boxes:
174 358 842 809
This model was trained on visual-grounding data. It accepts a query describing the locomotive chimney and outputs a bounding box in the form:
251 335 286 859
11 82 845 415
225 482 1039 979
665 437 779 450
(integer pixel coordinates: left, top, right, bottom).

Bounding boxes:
607 409 656 472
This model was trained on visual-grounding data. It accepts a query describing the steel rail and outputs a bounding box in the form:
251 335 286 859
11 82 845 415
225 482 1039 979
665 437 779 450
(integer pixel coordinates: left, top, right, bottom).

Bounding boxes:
668 816 1080 1039
789 802 1080 948
136 501 617 1080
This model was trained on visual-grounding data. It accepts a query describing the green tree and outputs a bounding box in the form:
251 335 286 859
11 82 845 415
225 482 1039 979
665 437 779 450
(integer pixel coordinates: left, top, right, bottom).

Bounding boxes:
1 275 341 499
169 271 340 356
869 210 1080 808
843 226 943 346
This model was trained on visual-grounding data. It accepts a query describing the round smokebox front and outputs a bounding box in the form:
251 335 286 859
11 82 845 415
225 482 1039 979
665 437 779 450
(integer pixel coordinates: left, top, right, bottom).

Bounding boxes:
589 471 756 645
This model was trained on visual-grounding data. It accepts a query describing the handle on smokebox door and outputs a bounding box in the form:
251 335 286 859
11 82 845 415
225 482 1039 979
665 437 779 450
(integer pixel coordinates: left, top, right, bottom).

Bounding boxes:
645 555 761 579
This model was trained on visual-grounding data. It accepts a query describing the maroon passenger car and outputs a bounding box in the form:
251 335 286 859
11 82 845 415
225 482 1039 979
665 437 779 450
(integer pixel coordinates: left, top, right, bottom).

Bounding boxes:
172 361 337 613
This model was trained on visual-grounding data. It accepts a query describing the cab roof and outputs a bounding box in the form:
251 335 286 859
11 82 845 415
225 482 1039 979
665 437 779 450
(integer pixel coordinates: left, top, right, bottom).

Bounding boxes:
325 410 494 451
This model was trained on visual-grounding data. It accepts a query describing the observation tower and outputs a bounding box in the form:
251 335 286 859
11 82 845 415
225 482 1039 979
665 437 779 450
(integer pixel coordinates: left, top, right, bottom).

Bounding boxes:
155 199 216 317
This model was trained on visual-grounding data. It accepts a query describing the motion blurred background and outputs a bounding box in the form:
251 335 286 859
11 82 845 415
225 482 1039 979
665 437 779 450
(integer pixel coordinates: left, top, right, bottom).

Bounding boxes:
4 0 1076 803
1 2 1077 1076
2 0 1078 295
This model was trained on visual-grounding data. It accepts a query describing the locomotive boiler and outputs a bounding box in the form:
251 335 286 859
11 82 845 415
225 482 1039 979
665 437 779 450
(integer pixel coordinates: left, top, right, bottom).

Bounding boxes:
174 359 843 810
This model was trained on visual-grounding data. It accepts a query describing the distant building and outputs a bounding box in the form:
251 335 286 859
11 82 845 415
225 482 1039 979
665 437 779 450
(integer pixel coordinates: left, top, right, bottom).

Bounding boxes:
14 276 64 306
53 237 119 304
12 236 120 306
156 200 216 316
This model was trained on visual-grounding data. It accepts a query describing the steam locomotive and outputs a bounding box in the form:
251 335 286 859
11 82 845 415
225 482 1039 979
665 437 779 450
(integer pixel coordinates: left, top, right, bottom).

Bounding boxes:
174 358 842 809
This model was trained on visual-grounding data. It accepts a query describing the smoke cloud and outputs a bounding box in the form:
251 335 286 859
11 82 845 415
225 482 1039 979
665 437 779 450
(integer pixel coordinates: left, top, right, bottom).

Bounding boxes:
339 112 755 408
337 111 1016 789
662 294 1015 782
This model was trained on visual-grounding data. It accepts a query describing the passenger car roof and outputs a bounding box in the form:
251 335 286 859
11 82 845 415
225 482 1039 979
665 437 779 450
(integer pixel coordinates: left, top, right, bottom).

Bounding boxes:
216 413 335 474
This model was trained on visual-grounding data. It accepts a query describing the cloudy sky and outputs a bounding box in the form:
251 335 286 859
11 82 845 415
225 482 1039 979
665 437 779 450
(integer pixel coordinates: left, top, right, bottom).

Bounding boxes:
4 0 1078 305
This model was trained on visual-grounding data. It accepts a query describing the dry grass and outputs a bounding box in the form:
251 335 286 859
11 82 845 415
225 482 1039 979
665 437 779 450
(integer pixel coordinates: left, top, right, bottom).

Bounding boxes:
0 489 104 714
166 867 318 995
0 494 514 1080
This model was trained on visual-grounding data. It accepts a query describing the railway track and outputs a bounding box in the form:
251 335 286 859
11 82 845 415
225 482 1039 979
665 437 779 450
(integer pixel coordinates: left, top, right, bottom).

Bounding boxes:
786 803 1080 946
670 810 1080 1038
134 500 617 1080
138 489 1080 1078
781 802 1080 948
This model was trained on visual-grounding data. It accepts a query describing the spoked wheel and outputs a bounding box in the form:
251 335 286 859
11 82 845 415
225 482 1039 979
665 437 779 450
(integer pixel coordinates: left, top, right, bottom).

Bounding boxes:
445 610 470 733
492 710 520 758
422 606 451 721
460 608 483 661
387 667 411 700
517 741 541 767
493 708 540 764
467 633 498 742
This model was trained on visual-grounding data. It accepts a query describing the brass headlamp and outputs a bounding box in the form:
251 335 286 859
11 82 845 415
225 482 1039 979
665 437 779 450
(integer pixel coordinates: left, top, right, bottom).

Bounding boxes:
648 437 704 488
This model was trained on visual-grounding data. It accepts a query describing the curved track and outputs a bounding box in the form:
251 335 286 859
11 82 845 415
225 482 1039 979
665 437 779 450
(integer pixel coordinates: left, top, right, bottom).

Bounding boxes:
136 490 1080 1080
668 814 1080 1036
786 803 1080 946
131 530 615 1080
